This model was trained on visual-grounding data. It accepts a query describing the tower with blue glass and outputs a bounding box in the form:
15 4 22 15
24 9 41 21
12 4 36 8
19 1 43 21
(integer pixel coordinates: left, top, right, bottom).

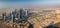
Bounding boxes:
20 8 26 21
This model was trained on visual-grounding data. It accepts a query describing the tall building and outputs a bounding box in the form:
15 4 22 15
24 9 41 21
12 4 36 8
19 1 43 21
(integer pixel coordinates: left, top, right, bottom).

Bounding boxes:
2 12 6 22
20 8 26 20
1 8 29 23
11 9 18 23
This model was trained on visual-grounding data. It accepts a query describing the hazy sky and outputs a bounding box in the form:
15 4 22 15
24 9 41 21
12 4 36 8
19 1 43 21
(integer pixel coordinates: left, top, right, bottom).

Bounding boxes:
0 0 60 8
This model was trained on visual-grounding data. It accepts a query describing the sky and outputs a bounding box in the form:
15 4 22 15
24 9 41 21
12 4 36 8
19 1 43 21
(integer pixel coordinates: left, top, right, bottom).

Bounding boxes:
0 0 60 8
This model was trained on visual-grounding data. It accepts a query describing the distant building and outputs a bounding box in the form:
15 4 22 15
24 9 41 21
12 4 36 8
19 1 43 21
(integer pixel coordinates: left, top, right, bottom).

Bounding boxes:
2 12 6 21
1 8 29 23
20 8 26 20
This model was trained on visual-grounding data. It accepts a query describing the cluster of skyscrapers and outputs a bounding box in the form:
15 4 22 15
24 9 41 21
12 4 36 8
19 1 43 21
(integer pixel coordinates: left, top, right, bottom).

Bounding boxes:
2 8 29 23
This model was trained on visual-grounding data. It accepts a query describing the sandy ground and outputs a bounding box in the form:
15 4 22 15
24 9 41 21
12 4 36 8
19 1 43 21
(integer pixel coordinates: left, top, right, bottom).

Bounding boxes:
0 8 60 28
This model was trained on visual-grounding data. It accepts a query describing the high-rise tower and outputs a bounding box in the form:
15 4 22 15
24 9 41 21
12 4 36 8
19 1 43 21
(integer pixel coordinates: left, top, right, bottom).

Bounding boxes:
2 12 6 22
20 8 25 20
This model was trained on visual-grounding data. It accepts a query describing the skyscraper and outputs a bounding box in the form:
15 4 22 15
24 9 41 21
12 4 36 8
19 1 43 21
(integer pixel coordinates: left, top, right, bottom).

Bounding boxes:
2 12 6 22
20 8 25 20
